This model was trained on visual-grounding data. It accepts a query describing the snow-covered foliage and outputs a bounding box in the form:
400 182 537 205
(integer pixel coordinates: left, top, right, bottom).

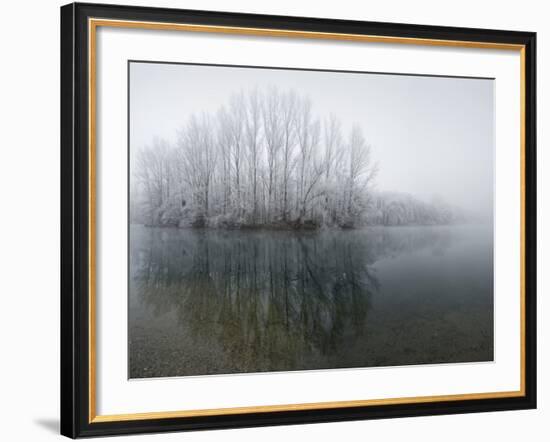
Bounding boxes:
131 87 377 229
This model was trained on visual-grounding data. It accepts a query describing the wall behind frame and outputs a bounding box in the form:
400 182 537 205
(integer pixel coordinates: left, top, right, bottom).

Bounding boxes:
0 0 546 441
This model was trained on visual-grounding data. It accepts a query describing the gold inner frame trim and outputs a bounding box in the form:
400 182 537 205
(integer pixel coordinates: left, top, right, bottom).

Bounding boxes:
88 17 527 424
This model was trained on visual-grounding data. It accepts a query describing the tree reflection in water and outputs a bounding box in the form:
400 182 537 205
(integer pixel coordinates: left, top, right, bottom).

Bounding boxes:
129 226 478 378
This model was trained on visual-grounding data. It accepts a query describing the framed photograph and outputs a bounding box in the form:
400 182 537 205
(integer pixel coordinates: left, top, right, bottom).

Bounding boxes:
60 2 536 438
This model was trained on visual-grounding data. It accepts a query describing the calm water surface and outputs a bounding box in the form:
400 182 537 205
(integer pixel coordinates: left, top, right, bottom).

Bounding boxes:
129 225 493 378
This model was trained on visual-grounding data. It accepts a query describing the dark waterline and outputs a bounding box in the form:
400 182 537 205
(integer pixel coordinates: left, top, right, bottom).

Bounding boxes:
129 224 493 378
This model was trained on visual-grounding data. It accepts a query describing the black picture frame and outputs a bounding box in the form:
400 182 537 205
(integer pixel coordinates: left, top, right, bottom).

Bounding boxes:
61 2 536 438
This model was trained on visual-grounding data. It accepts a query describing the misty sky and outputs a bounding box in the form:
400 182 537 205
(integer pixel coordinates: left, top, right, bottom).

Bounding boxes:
130 62 494 215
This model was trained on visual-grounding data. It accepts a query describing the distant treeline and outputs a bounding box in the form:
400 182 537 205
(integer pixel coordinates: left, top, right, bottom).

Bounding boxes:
131 87 460 229
367 192 463 226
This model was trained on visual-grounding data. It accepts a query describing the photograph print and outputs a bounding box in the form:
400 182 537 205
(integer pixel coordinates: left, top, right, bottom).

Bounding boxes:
128 61 494 379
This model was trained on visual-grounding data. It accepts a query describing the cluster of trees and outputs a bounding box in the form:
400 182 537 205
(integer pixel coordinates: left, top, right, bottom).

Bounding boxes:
131 87 377 229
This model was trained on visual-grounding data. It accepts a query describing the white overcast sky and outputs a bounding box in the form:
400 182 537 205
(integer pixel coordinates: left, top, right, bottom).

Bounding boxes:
130 62 494 215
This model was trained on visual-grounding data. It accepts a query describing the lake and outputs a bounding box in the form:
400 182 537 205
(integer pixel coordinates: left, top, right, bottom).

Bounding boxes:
129 224 493 378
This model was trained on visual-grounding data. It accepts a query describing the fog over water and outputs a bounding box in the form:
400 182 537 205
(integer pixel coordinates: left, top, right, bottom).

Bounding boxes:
130 62 494 217
129 224 494 377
